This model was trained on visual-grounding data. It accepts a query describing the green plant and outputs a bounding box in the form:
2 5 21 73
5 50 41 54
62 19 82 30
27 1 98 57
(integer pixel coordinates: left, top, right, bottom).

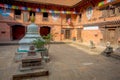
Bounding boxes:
42 34 52 52
32 38 45 49
43 34 51 43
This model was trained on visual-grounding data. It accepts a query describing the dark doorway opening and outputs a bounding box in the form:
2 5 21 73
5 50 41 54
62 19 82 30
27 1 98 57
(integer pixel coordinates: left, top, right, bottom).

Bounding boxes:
40 26 51 36
12 25 25 40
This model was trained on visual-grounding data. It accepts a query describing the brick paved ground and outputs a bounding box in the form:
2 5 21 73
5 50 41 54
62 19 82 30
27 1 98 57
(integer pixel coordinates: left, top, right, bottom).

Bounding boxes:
0 44 120 80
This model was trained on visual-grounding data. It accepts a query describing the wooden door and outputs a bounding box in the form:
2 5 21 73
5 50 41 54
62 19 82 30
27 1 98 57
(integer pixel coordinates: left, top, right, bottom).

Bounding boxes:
12 25 25 40
77 29 81 41
108 29 116 44
40 26 51 36
65 29 71 39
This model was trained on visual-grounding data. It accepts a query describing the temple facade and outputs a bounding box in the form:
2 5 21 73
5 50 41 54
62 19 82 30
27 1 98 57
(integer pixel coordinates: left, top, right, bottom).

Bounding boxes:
0 0 120 46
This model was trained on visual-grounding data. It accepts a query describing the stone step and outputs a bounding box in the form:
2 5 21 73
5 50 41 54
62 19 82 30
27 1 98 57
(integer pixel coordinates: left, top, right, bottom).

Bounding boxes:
19 63 44 71
13 69 49 80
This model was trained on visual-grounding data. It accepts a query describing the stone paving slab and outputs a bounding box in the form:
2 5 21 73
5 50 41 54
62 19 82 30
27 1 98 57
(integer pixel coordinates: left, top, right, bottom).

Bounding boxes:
0 44 120 80
71 42 120 57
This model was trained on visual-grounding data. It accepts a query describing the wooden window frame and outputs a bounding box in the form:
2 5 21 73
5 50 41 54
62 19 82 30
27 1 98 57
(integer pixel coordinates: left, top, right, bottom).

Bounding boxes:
42 12 49 21
14 10 21 20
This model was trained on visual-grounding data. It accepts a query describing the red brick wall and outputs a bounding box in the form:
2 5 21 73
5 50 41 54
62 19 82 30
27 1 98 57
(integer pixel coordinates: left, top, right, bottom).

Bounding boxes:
0 23 11 41
81 30 103 44
75 3 120 44
0 1 120 43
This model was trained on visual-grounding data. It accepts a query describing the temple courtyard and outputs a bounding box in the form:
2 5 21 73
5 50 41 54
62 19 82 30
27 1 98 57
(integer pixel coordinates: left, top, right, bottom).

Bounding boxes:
0 44 120 80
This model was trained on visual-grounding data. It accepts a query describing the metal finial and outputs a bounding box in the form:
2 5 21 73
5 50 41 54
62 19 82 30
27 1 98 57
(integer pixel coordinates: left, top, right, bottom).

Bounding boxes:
31 13 35 23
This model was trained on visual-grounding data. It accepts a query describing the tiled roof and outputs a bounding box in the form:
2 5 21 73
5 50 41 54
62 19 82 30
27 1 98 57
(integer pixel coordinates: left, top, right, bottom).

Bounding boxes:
15 0 82 6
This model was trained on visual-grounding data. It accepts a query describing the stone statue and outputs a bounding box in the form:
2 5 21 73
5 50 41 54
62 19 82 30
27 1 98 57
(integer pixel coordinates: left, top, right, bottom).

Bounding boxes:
104 42 113 57
90 40 95 49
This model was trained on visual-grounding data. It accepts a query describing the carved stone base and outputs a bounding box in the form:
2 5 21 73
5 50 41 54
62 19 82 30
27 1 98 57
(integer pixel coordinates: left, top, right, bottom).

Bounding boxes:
13 68 49 80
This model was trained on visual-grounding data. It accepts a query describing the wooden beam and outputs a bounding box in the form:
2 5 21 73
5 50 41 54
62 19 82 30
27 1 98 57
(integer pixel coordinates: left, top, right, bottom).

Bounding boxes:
83 19 120 26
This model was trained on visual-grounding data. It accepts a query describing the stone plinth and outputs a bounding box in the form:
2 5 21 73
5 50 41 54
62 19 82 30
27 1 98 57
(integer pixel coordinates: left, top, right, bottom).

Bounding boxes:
13 69 49 80
13 49 49 80
21 53 41 68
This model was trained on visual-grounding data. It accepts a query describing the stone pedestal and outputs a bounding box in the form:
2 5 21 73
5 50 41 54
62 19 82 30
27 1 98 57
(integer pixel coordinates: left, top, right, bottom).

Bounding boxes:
13 47 49 80
21 53 41 68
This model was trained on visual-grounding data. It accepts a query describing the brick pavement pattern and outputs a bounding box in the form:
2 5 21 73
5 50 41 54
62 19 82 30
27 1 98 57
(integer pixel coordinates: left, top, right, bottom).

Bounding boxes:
0 44 120 80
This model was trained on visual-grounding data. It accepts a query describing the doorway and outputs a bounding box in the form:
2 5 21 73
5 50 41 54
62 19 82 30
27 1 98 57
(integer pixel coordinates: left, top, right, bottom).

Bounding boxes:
40 26 51 36
11 25 25 40
77 28 82 41
107 29 116 44
65 29 71 39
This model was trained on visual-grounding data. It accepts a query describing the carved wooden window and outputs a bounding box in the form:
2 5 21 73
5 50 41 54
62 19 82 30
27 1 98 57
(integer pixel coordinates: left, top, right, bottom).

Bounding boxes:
14 10 21 20
109 8 115 16
42 12 48 21
102 10 108 18
115 7 120 16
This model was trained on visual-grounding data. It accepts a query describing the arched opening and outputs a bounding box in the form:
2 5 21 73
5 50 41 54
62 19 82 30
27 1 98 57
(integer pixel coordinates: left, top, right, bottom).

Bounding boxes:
40 26 51 36
11 25 25 40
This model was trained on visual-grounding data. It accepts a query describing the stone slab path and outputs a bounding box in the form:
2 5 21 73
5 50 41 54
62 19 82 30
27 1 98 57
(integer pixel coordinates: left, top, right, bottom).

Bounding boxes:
0 44 120 80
